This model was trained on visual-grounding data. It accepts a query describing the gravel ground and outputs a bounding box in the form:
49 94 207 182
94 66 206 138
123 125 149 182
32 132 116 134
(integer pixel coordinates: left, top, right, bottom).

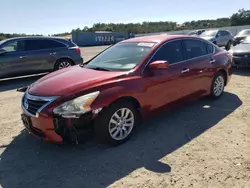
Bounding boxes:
0 46 250 188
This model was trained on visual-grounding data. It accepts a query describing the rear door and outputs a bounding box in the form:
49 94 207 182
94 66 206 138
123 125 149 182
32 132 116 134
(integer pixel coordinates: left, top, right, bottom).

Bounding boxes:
24 39 65 72
181 39 213 96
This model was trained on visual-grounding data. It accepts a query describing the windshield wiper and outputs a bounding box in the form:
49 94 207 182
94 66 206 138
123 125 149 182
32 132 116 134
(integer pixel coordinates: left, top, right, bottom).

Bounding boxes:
87 66 112 71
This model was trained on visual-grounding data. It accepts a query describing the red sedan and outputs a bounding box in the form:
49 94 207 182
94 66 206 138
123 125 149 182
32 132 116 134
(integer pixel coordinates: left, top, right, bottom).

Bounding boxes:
20 35 232 145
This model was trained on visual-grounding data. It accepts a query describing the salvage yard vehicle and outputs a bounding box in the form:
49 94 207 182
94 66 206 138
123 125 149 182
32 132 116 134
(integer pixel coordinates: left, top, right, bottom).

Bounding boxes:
20 35 232 146
229 36 250 68
0 36 83 79
188 29 206 36
233 29 250 46
200 29 233 50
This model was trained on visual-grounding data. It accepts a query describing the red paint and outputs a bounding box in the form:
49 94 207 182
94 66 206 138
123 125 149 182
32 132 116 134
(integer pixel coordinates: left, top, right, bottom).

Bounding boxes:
26 35 232 143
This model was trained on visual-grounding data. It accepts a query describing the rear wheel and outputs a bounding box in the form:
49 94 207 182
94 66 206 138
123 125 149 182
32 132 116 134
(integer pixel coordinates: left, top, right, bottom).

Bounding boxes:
54 59 74 71
94 100 139 146
210 72 225 99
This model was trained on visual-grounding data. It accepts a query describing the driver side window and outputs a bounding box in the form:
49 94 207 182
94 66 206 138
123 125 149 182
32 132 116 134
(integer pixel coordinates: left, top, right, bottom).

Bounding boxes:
150 40 184 64
1 40 25 53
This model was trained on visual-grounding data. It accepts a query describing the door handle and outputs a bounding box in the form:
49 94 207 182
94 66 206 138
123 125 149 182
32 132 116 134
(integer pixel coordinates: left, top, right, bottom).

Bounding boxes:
210 59 216 64
20 56 27 59
181 68 189 73
50 52 56 55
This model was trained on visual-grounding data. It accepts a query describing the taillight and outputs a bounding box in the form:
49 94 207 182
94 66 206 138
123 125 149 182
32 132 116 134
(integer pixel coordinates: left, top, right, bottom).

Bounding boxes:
75 48 81 53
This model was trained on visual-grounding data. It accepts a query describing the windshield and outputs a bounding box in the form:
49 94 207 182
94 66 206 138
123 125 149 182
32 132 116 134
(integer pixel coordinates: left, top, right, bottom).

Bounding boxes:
188 31 197 35
200 30 218 37
0 39 7 46
86 42 156 71
238 30 250 36
242 37 250 44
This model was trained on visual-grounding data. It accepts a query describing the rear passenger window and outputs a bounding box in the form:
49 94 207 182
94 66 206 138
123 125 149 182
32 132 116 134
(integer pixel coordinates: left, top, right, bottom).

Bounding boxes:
25 40 45 51
183 39 207 59
205 43 214 54
150 40 184 64
25 39 66 51
42 39 66 49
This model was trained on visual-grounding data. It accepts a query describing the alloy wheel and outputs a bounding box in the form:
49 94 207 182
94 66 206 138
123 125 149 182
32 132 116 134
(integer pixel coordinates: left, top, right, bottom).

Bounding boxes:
108 108 134 141
213 75 224 96
58 61 71 69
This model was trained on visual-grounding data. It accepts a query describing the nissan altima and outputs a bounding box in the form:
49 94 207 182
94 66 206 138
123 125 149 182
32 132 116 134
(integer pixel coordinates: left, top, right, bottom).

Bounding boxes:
20 35 233 146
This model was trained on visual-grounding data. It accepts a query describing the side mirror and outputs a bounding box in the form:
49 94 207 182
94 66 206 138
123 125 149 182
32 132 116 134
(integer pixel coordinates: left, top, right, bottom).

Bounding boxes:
0 49 7 55
149 60 169 70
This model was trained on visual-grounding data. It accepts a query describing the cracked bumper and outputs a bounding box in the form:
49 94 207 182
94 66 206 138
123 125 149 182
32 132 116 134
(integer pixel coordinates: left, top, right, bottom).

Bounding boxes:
21 111 63 143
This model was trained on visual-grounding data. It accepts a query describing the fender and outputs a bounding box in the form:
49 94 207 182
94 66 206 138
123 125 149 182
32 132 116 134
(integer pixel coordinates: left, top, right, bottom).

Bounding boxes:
91 83 144 111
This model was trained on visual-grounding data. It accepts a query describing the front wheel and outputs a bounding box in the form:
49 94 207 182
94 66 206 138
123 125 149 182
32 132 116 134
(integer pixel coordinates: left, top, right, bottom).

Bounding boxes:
94 100 139 146
210 72 225 99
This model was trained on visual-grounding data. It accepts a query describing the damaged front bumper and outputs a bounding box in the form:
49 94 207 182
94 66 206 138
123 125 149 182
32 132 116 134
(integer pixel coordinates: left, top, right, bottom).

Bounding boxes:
20 90 103 144
21 110 96 144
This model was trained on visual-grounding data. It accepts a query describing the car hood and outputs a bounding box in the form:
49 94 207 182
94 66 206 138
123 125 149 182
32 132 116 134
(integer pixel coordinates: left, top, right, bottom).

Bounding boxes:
28 65 127 96
234 35 248 39
231 43 250 54
200 36 215 41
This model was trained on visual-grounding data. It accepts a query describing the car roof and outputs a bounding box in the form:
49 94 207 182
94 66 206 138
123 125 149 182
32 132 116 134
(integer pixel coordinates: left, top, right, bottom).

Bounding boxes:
3 36 68 41
241 28 250 30
121 34 200 44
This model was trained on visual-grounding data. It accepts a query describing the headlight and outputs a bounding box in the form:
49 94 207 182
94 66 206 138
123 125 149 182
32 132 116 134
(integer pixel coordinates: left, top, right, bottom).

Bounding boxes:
53 91 100 115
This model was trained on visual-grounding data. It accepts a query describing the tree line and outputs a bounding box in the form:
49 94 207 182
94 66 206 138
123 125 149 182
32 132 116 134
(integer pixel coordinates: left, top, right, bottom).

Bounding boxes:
1 9 250 40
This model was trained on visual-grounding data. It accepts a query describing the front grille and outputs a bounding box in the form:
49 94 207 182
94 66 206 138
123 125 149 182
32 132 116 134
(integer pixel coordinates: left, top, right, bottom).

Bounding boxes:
24 98 47 116
22 92 57 117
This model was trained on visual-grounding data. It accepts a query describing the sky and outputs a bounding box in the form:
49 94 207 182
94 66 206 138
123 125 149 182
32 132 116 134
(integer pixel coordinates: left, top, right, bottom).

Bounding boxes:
1 0 250 35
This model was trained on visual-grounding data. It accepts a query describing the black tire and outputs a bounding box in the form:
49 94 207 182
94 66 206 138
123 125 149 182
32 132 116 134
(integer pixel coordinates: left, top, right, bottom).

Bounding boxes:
225 40 232 51
94 100 139 146
210 72 226 99
54 59 74 71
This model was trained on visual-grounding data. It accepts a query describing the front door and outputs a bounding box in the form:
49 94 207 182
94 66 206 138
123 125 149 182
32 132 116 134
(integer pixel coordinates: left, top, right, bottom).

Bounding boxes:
0 39 30 78
141 40 188 110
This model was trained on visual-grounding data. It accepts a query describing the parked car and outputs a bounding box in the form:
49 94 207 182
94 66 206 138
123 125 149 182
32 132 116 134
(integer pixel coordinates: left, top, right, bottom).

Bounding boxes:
233 29 250 46
20 35 232 146
200 29 233 50
0 36 83 79
229 36 250 67
188 29 206 36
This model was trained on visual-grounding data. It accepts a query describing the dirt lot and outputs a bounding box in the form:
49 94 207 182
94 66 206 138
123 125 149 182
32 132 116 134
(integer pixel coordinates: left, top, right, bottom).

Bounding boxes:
0 46 250 188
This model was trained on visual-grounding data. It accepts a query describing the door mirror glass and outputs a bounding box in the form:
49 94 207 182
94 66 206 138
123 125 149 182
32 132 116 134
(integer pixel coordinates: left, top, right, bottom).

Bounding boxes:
149 60 169 70
0 49 7 55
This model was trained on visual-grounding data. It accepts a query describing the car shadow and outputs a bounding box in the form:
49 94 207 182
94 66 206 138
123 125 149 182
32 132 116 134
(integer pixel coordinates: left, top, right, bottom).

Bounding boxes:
232 67 250 77
0 92 242 188
0 74 46 92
